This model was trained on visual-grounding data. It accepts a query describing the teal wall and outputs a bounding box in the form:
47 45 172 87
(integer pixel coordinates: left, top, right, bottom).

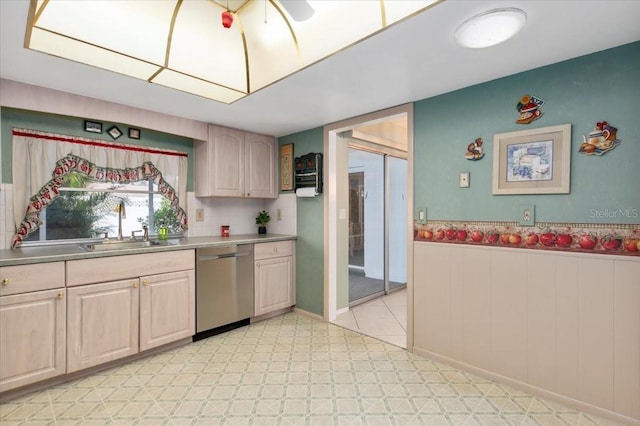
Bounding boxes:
279 128 324 316
414 41 640 224
278 42 640 317
1 108 195 191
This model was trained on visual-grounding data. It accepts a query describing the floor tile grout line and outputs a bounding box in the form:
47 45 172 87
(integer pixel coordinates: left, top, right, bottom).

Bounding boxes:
381 295 407 333
44 386 57 425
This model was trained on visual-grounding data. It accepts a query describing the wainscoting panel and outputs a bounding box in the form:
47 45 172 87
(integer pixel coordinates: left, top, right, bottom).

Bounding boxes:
614 260 640 419
412 242 640 423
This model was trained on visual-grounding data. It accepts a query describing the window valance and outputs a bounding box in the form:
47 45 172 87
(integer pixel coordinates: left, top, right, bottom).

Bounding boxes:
11 128 188 248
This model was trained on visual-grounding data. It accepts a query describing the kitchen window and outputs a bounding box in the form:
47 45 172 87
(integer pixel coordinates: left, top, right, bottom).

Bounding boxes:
21 173 182 244
11 128 188 248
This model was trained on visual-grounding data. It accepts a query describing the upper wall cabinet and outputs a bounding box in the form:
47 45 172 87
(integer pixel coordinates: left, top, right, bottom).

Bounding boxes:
195 125 277 198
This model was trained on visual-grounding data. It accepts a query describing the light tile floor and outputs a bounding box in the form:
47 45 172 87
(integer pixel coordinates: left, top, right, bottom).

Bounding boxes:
334 289 407 348
0 312 622 425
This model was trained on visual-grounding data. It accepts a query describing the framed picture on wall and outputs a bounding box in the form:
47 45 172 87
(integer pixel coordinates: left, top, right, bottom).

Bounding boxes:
128 128 141 139
107 125 123 140
492 123 571 195
280 143 294 191
84 120 103 134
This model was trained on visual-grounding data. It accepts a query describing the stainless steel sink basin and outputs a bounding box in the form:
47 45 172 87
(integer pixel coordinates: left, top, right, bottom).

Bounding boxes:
81 240 175 252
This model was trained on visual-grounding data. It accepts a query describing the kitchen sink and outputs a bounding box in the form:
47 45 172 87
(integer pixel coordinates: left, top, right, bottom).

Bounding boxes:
81 240 176 252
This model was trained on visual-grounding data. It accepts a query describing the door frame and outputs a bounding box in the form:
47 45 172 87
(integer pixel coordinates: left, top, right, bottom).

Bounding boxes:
322 103 415 351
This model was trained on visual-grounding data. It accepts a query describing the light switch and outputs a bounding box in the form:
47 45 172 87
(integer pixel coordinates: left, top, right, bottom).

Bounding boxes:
339 208 347 220
417 208 427 224
195 208 204 222
459 172 470 188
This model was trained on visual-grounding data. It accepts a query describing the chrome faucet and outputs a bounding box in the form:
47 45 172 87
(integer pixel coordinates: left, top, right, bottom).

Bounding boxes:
116 200 126 241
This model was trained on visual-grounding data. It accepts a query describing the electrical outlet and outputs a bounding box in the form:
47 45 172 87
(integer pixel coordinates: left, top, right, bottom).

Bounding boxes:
459 172 470 188
195 208 204 222
277 208 282 221
519 204 535 226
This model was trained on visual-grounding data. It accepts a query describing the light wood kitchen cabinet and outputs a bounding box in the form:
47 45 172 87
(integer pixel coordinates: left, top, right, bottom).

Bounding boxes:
254 241 295 316
0 288 66 392
244 131 277 198
67 279 139 373
194 124 276 198
0 262 66 392
139 270 195 352
65 250 195 373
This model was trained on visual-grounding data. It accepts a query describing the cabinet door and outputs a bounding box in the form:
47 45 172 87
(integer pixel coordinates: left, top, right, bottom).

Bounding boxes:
0 289 66 392
210 125 245 197
139 270 195 351
67 280 139 373
255 256 294 316
245 132 276 198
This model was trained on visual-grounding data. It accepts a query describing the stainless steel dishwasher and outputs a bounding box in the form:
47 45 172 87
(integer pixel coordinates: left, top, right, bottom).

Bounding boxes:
194 244 254 341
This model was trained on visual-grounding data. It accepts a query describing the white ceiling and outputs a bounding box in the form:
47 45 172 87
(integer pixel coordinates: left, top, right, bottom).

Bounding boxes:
1 1 639 138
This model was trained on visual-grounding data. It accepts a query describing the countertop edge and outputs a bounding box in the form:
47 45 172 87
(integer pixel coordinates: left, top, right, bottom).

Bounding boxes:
0 234 297 267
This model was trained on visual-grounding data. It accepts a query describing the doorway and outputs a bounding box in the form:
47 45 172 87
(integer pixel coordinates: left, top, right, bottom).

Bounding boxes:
324 104 413 348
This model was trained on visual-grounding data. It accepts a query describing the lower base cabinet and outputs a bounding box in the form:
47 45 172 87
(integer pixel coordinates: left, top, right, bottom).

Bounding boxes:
254 241 295 317
0 289 66 392
67 270 194 373
1 251 196 393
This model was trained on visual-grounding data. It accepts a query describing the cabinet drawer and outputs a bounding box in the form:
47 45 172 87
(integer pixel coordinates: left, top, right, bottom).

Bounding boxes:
66 250 195 286
254 240 294 260
0 262 65 296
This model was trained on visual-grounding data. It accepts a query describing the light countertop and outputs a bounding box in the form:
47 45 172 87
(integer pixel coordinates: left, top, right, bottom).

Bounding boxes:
0 234 296 267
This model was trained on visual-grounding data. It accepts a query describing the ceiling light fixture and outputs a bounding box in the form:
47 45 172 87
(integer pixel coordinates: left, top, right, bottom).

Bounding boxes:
25 0 439 104
454 8 526 49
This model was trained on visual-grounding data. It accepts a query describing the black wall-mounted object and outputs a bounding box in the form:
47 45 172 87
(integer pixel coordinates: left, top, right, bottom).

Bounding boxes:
294 152 323 194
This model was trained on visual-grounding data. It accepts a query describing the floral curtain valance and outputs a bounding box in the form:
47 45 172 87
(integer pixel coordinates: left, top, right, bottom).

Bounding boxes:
11 128 188 248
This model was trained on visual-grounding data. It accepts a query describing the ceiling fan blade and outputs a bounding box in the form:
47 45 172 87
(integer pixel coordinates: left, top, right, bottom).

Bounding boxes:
279 0 314 21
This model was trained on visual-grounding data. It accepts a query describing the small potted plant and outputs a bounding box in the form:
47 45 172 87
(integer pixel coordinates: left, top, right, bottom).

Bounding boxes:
255 210 271 234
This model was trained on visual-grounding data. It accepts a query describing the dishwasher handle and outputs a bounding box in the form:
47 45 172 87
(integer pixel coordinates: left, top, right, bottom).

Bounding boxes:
199 253 237 262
